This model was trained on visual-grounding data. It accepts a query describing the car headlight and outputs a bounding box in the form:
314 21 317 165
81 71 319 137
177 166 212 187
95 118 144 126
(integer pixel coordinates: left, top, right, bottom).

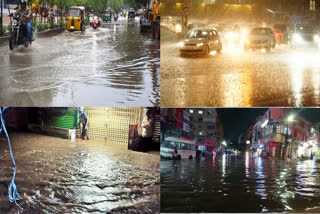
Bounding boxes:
197 42 204 47
178 41 184 47
314 34 320 42
293 33 303 43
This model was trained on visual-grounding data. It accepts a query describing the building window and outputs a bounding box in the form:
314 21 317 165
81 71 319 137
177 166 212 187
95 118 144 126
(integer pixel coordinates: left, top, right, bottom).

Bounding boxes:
189 109 194 113
310 0 316 11
198 110 203 114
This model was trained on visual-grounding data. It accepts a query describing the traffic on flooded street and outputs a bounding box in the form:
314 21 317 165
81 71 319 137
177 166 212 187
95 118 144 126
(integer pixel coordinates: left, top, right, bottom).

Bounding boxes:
0 0 160 106
160 1 320 107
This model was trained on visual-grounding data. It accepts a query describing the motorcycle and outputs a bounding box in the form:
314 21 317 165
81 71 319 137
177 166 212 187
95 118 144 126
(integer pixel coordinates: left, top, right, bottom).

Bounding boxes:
89 14 94 26
114 13 118 22
92 16 99 29
9 14 34 50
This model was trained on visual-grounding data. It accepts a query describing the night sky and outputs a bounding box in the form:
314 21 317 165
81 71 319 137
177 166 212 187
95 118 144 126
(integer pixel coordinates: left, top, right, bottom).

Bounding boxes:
216 108 320 145
216 108 267 144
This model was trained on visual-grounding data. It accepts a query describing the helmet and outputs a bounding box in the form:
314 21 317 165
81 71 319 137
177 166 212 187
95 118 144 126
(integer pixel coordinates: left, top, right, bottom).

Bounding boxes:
79 107 84 112
21 0 27 4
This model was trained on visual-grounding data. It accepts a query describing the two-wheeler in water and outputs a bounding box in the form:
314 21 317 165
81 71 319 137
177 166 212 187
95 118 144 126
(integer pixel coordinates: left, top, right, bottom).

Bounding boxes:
9 14 34 50
92 16 99 29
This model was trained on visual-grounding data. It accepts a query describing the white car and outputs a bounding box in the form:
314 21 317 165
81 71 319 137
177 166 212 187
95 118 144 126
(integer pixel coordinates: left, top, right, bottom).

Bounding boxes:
244 27 276 51
179 29 223 56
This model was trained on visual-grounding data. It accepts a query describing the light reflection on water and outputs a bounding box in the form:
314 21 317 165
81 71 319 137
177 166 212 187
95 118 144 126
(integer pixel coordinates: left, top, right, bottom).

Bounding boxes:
161 153 320 213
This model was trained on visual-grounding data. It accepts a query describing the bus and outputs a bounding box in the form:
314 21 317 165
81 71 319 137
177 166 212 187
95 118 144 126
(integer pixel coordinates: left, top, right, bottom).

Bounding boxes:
160 136 196 159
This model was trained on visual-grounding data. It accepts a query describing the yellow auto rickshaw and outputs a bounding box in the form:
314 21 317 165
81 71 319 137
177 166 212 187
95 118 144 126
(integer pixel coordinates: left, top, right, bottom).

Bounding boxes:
66 6 86 32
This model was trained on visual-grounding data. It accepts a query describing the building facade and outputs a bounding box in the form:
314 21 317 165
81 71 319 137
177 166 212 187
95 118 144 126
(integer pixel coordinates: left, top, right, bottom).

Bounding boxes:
161 108 223 152
250 108 320 160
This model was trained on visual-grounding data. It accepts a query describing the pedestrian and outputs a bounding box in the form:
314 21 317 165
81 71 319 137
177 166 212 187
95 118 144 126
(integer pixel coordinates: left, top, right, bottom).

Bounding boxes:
196 148 201 160
79 107 90 140
173 146 178 159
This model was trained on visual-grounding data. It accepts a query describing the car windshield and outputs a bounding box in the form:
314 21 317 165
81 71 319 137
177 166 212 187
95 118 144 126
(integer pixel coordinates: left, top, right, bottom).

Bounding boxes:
251 28 269 35
187 30 208 38
68 9 80 17
296 25 313 34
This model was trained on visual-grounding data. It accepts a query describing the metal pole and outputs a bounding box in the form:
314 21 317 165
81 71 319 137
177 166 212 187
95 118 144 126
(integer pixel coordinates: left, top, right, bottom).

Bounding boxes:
1 0 3 36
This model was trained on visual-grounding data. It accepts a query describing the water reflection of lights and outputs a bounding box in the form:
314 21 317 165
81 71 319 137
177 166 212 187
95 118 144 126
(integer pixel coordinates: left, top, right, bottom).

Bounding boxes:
255 157 267 199
289 53 304 106
222 73 252 106
288 50 320 105
222 154 226 177
245 151 249 177
296 160 317 197
276 166 294 211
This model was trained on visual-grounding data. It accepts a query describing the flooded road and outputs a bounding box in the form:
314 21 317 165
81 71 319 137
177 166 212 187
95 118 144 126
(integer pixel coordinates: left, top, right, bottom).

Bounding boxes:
161 27 320 107
0 133 160 213
0 18 160 106
161 153 320 213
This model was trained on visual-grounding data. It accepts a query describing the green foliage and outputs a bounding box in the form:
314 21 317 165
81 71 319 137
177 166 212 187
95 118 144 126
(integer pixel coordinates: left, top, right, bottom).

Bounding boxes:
49 20 55 29
29 0 147 12
0 26 7 36
7 25 12 33
36 23 48 32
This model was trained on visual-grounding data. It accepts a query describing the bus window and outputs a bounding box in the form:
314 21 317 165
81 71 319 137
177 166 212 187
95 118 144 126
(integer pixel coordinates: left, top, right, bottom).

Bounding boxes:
181 143 189 150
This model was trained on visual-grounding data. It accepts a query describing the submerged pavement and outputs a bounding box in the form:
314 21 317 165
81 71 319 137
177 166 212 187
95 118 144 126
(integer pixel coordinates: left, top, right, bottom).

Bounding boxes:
0 133 160 213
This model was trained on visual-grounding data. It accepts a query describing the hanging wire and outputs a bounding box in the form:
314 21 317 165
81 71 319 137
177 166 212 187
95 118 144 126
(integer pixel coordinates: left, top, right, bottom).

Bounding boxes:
0 107 21 206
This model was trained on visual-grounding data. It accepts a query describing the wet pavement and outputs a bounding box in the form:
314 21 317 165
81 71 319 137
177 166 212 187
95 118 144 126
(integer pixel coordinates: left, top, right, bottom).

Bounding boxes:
160 27 320 107
0 18 160 106
161 153 320 213
0 133 160 213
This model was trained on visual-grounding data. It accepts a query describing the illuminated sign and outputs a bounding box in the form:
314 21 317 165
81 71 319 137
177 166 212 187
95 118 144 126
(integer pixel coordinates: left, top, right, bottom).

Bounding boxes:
269 142 278 147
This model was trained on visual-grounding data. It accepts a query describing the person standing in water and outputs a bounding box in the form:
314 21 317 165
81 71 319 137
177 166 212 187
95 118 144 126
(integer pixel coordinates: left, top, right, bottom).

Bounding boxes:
79 107 90 140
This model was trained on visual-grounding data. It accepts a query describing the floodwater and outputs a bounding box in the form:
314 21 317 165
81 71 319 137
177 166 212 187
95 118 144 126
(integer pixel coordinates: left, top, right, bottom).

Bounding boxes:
0 18 160 106
161 26 320 107
161 153 320 213
0 133 160 213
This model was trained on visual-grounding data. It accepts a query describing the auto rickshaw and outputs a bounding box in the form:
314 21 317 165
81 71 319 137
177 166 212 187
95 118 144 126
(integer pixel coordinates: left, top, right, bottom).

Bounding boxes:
66 6 86 32
128 9 135 21
121 9 127 17
103 9 111 22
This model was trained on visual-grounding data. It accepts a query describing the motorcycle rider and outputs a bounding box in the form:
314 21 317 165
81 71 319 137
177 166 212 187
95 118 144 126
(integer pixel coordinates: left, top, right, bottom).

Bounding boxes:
13 0 32 43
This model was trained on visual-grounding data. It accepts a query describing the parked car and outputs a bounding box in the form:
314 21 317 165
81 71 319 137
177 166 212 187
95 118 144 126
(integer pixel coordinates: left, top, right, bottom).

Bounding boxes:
179 29 223 56
244 27 276 51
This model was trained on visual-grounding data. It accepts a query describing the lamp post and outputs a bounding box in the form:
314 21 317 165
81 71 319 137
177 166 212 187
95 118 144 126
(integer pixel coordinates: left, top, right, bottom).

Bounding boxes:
285 114 294 159
1 0 3 36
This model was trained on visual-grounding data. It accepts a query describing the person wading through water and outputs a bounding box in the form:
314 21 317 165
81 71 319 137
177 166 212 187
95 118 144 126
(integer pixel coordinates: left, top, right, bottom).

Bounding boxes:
78 107 89 140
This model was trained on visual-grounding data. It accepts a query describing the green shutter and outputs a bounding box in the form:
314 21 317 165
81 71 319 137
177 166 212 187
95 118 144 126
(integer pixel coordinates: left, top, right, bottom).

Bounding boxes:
44 109 78 129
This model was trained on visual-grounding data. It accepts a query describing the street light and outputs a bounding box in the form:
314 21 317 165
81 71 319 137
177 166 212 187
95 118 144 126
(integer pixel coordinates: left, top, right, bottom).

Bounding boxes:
222 140 227 146
288 114 295 122
285 114 295 158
